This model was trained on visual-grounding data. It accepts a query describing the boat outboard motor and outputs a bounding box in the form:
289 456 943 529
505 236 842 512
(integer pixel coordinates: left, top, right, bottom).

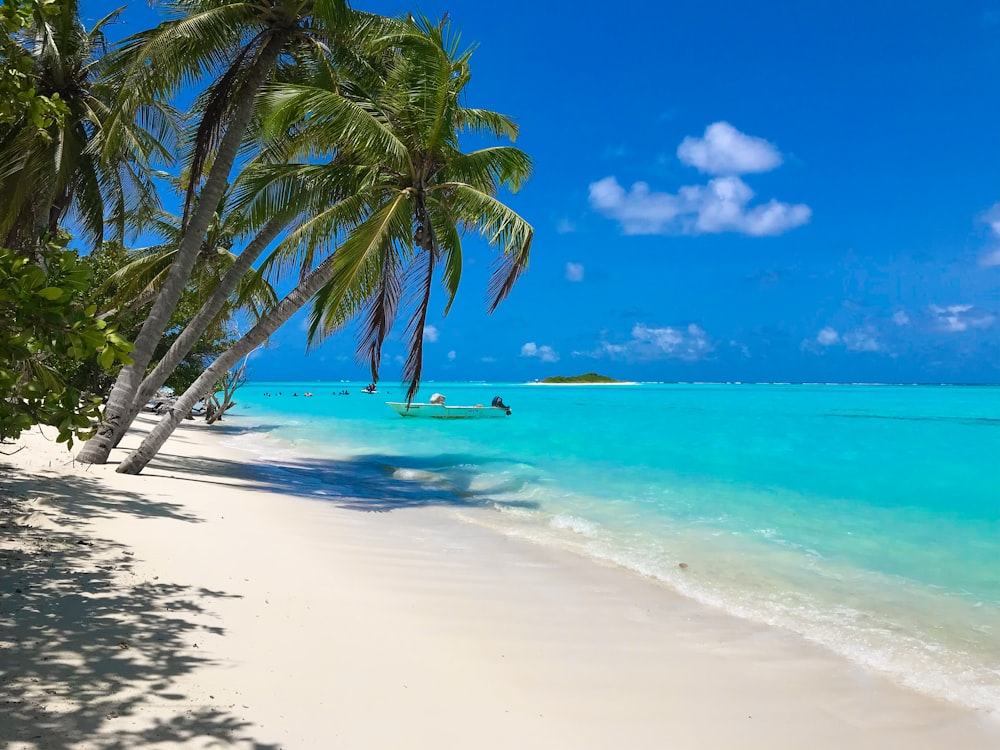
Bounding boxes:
491 396 512 415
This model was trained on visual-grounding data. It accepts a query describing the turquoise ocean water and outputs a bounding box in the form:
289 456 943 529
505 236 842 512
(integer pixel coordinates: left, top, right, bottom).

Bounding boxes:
226 382 1000 711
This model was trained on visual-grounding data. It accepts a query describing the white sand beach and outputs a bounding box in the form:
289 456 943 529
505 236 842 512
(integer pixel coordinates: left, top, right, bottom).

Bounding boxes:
2 417 999 749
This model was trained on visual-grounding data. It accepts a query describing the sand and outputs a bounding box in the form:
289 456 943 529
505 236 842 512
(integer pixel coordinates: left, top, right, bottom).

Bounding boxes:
2 416 998 749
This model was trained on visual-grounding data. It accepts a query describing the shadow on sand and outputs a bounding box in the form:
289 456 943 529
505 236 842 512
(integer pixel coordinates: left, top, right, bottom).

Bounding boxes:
1 422 536 746
125 414 539 512
0 467 279 749
139 448 542 514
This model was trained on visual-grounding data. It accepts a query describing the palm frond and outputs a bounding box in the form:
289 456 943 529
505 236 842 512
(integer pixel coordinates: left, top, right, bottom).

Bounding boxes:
104 4 253 108
68 151 105 248
353 239 402 379
437 146 532 194
442 183 533 312
0 1 172 254
399 240 436 402
261 82 408 171
234 265 280 322
260 185 382 282
231 160 373 237
457 108 520 141
431 203 463 315
104 247 178 307
305 191 413 345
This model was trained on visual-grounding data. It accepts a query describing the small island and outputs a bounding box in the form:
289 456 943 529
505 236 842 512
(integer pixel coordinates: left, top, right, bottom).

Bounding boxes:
540 372 626 384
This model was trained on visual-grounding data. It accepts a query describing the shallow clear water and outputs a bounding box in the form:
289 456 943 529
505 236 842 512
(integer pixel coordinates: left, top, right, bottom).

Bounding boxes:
227 382 1000 711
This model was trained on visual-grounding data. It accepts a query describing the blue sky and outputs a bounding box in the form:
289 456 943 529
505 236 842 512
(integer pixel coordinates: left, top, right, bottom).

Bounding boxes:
83 1 1000 383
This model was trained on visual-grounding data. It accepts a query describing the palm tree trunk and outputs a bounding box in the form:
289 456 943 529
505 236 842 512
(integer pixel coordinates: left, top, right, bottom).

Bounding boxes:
104 215 287 449
116 256 337 475
76 38 285 465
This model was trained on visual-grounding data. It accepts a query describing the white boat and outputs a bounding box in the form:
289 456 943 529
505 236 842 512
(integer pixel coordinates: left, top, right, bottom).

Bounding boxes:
386 402 511 419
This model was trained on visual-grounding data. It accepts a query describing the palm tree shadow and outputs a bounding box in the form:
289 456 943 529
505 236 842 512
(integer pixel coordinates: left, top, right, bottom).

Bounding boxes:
142 450 541 514
0 470 279 748
1 470 200 525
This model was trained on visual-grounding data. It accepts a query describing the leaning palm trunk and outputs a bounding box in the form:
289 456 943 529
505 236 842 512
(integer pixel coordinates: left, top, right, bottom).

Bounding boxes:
116 256 337 474
105 215 287 449
77 40 285 465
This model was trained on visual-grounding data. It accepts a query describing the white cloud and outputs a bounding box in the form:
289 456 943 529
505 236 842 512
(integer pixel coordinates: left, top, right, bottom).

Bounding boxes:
589 175 810 237
480 356 497 363
980 249 1000 267
447 350 456 361
577 323 713 362
976 205 1000 266
591 122 807 237
521 342 559 363
842 329 882 352
929 304 995 332
565 262 585 282
677 122 783 175
729 340 751 358
808 326 882 353
816 327 840 346
892 310 910 326
556 218 577 234
632 323 713 361
981 203 1000 236
589 177 676 234
423 325 439 343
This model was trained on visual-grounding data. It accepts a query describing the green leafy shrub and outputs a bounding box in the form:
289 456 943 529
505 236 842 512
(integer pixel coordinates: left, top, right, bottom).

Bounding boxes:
1 0 68 131
0 242 132 445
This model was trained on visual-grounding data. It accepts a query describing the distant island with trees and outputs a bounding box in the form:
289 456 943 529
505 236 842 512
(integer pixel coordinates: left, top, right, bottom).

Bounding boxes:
539 373 627 384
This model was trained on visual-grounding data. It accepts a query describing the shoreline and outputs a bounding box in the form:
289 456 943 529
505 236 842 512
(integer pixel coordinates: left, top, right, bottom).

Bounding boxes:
3 417 999 748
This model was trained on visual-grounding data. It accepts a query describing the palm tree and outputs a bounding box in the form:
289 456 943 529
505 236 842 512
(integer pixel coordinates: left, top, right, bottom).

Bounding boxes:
102 202 276 320
97 86 382 450
97 153 334 448
265 13 533 399
0 0 173 261
115 14 534 474
76 0 353 464
111 212 287 441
